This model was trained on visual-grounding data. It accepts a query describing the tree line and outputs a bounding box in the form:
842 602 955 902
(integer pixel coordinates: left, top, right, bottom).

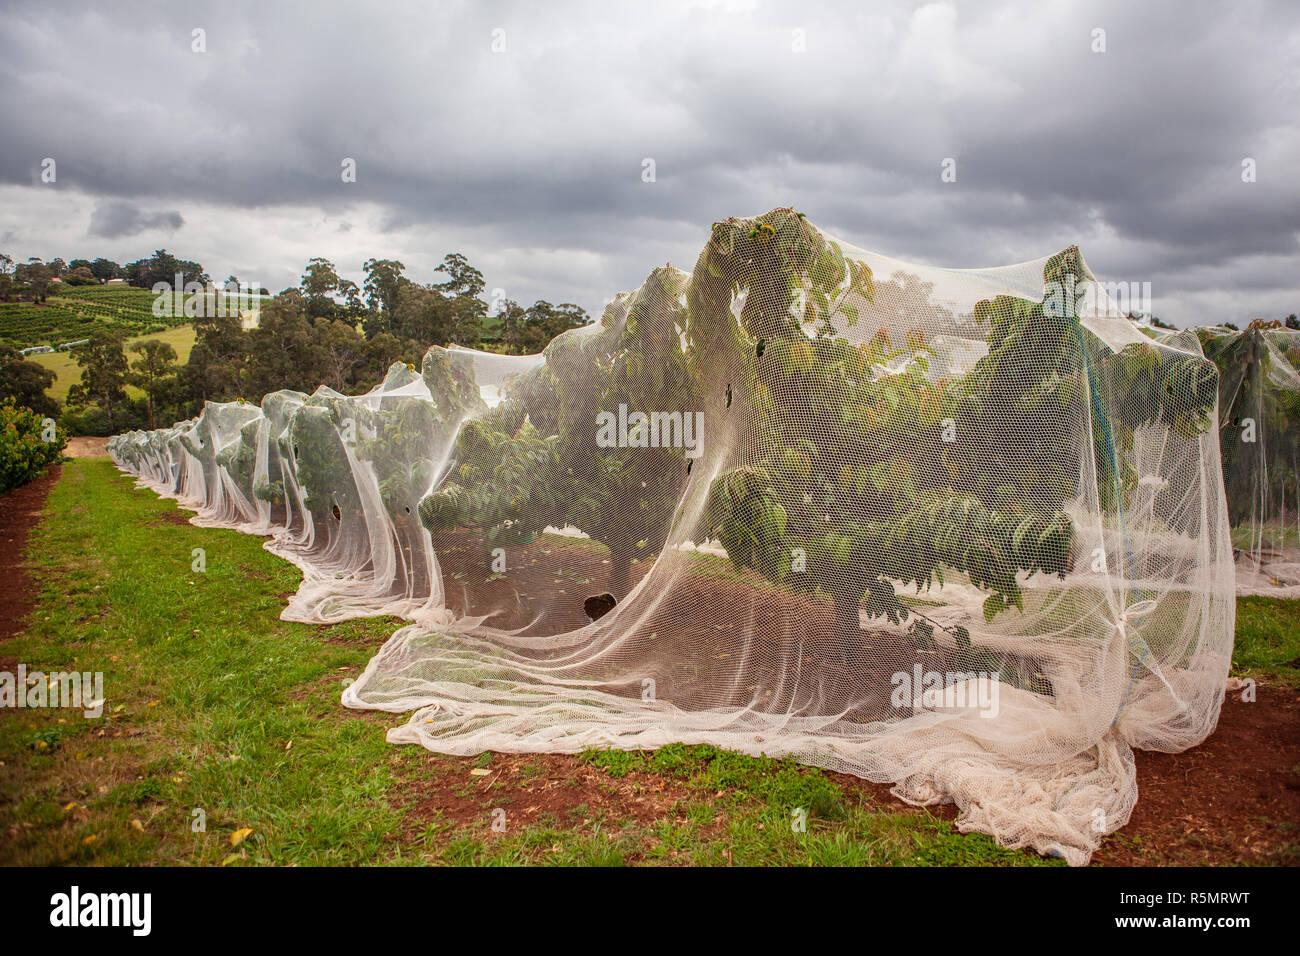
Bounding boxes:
0 249 224 303
0 251 591 436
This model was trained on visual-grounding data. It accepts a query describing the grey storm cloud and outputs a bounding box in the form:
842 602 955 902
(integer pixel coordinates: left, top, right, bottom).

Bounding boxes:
87 200 184 239
0 0 1296 325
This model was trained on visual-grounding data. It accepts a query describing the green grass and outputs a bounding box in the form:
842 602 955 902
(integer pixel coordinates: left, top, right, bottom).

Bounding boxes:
30 324 196 404
1232 596 1300 689
0 459 1064 866
1231 523 1300 549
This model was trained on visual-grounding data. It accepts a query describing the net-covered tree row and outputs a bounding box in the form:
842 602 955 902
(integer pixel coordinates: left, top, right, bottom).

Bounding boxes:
1181 323 1300 592
110 210 1236 867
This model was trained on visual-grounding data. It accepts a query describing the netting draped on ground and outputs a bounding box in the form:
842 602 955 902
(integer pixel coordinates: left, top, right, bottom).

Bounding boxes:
109 209 1236 865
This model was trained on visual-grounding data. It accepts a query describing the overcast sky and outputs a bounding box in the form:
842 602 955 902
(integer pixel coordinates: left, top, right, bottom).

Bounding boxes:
0 0 1296 327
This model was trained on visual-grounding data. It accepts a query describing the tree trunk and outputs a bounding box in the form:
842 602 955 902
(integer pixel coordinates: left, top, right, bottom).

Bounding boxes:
607 543 633 599
827 589 903 720
820 590 859 711
831 591 861 665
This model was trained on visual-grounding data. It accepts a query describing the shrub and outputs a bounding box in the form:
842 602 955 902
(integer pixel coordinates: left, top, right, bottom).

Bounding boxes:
59 396 150 437
0 399 66 494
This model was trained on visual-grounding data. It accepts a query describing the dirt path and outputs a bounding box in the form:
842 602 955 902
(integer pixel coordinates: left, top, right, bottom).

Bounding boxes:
1092 683 1300 865
62 436 109 458
0 465 62 642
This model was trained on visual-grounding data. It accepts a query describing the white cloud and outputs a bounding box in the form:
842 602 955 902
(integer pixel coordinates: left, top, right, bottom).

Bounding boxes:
0 0 1295 326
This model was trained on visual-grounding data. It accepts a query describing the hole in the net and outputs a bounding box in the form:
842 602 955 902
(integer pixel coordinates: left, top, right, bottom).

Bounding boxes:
584 592 617 622
404 506 411 514
332 504 341 521
756 338 766 357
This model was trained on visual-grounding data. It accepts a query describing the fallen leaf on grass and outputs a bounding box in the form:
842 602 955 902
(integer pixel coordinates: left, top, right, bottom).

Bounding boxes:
230 827 254 847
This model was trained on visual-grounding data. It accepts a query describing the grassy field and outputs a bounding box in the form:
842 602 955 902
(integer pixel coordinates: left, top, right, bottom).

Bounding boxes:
1232 594 1300 689
30 324 196 404
1 459 1296 866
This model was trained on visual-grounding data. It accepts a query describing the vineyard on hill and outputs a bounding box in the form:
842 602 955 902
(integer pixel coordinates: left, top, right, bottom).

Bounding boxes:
0 286 233 350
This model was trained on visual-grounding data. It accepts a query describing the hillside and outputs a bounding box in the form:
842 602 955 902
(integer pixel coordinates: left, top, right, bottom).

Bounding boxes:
1 285 240 351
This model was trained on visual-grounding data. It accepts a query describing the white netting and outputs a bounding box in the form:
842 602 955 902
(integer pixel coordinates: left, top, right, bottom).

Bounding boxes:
1185 326 1300 595
109 210 1236 865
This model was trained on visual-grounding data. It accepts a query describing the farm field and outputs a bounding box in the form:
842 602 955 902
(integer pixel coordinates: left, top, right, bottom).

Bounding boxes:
1 457 1296 867
1 287 179 351
1 284 248 352
28 323 196 404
